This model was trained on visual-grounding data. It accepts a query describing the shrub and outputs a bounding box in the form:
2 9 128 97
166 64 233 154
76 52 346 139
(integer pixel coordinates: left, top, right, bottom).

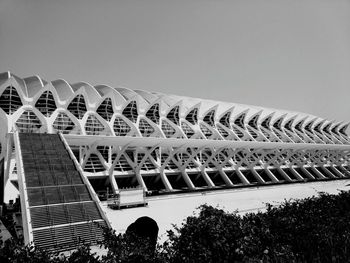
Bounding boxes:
2 190 350 262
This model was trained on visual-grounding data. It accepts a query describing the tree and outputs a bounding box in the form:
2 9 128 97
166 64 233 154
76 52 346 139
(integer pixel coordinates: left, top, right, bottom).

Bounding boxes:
166 205 244 263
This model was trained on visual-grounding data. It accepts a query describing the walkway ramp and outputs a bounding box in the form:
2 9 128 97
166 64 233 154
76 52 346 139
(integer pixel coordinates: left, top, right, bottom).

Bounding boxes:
14 133 110 251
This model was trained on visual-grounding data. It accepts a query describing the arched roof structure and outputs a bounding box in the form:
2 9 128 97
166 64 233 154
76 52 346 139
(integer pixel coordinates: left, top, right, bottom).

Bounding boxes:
0 71 349 197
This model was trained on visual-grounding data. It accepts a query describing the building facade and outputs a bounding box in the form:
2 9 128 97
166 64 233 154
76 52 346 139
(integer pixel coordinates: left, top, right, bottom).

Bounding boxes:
1 71 350 199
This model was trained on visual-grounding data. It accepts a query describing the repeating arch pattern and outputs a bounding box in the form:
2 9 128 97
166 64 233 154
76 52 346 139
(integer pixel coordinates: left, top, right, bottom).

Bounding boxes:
0 72 349 195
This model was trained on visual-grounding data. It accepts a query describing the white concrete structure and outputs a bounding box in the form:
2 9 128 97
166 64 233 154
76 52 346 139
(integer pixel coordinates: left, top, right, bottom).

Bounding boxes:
0 72 350 246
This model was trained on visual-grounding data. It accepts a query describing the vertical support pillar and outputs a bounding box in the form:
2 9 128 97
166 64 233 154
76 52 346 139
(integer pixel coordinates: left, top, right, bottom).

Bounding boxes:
300 167 315 179
218 168 234 186
135 168 147 191
330 166 346 177
310 166 326 179
264 168 279 182
320 166 336 178
181 170 195 190
159 170 173 191
277 167 293 181
200 168 215 188
250 168 265 183
108 168 119 195
289 167 305 180
235 169 250 185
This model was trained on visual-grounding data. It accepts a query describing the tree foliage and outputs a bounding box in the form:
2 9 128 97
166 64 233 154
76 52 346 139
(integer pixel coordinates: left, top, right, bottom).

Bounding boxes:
2 190 350 262
166 191 350 263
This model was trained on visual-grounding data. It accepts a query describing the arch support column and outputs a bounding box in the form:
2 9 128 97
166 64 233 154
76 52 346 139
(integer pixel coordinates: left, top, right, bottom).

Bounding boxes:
181 170 195 190
135 168 147 191
159 170 173 191
218 168 234 186
236 169 250 185
200 168 215 188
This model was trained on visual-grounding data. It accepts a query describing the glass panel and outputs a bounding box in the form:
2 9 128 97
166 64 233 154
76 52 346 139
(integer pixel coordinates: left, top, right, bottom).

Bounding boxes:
122 101 138 123
67 94 87 119
15 110 42 133
203 110 215 127
113 117 131 136
85 115 106 135
96 98 114 121
84 154 105 172
35 91 57 117
167 106 179 125
200 123 212 138
181 122 195 138
185 108 198 125
139 119 154 137
0 86 23 115
219 112 231 128
53 112 76 134
146 103 160 124
161 120 176 138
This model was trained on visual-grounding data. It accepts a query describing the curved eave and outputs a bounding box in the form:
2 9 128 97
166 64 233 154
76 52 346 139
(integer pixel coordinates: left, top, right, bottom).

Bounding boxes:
51 79 74 101
24 75 46 98
71 82 101 102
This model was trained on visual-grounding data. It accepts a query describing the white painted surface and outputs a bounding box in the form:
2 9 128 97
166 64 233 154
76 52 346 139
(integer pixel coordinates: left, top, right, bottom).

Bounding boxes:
4 181 19 202
101 180 350 241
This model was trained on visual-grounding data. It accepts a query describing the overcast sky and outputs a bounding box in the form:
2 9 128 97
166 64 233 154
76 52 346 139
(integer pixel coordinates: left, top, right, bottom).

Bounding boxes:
1 0 349 122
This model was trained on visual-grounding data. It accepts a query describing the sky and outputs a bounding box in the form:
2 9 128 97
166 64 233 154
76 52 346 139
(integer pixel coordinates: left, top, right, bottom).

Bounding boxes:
0 0 349 122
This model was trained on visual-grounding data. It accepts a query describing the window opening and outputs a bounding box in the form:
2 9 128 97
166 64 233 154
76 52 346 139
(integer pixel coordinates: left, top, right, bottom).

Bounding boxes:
167 106 179 125
273 117 283 131
247 126 258 139
162 120 176 138
113 155 133 172
261 116 272 130
113 117 131 136
0 86 23 115
284 119 294 132
185 108 198 125
248 115 259 129
67 94 87 119
323 123 332 134
217 125 229 138
146 103 160 124
161 154 178 170
122 101 138 123
219 112 231 128
139 119 154 137
234 113 245 129
15 110 42 133
35 91 57 117
175 152 196 169
96 98 114 121
203 110 215 127
295 120 304 133
181 122 195 138
339 125 349 136
305 121 314 133
84 154 105 172
138 153 157 170
200 123 212 138
231 125 244 138
85 115 106 135
52 112 76 134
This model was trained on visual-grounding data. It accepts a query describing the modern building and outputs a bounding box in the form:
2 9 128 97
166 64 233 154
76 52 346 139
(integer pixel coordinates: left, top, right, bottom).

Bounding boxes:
0 71 349 250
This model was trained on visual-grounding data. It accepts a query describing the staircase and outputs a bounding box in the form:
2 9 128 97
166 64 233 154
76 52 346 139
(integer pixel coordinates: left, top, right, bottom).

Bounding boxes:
15 133 109 251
